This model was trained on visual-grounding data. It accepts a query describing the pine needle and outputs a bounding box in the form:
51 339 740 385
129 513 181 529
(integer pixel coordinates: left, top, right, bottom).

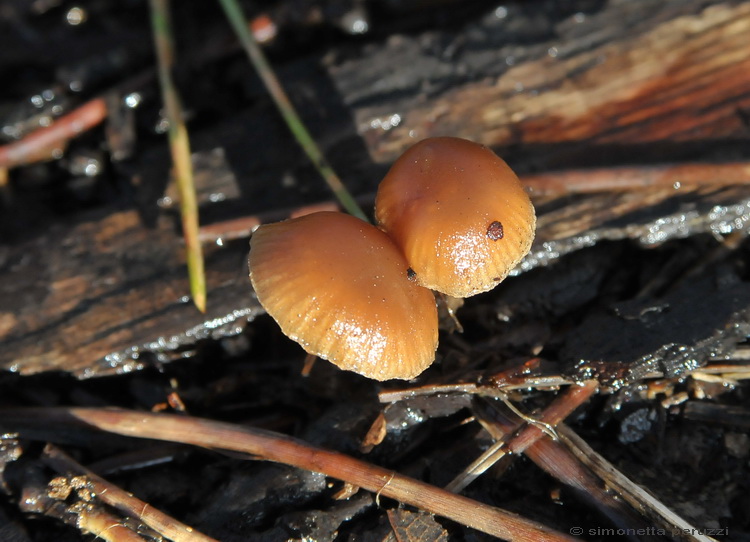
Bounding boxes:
149 0 207 312
216 0 369 222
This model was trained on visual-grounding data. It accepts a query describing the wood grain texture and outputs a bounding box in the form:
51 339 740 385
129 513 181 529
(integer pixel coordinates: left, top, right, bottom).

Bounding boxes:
335 1 750 164
2 0 750 378
0 210 261 377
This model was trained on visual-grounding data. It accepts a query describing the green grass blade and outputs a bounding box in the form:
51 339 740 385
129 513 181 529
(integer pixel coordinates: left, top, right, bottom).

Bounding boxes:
149 0 207 312
217 0 368 222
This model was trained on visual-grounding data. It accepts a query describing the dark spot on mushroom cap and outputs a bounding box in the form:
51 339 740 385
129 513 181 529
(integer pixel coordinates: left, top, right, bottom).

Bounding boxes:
407 267 417 281
374 137 536 297
487 220 504 241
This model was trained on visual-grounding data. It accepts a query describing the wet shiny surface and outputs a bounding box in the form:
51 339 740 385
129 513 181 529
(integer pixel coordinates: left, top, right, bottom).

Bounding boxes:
375 137 536 297
248 212 438 381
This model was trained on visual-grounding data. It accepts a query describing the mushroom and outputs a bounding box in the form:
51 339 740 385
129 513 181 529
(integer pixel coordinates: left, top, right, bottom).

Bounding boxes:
375 137 536 298
248 211 438 381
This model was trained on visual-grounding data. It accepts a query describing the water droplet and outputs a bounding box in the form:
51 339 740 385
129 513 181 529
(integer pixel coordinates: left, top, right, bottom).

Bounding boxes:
350 18 369 35
366 113 403 132
155 116 170 133
124 92 142 109
251 14 277 44
66 6 87 26
2 125 20 139
84 160 100 177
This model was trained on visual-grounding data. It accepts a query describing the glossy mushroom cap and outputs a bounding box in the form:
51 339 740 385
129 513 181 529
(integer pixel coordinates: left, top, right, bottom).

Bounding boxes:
248 211 438 381
375 137 536 298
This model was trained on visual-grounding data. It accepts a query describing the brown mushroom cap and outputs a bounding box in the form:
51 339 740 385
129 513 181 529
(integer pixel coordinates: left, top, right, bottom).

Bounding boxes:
248 211 438 381
375 137 536 298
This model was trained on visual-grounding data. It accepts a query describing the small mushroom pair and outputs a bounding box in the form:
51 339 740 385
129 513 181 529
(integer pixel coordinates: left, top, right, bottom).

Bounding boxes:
248 137 536 381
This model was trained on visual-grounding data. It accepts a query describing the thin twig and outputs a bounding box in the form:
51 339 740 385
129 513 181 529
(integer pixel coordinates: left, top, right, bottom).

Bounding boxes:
378 374 574 404
557 424 717 542
75 507 147 542
149 0 206 312
473 397 651 534
0 407 576 542
216 0 368 222
445 381 598 492
198 201 340 243
523 162 750 196
0 97 107 169
42 444 217 542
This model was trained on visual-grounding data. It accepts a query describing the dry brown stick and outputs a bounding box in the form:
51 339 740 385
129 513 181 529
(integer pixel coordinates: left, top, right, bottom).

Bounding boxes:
503 381 598 454
75 506 147 542
691 361 750 381
473 398 650 533
557 424 717 542
17 478 144 542
0 407 576 542
198 201 341 243
42 444 218 542
378 371 573 404
523 162 750 196
0 98 108 169
379 382 480 403
446 381 598 492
